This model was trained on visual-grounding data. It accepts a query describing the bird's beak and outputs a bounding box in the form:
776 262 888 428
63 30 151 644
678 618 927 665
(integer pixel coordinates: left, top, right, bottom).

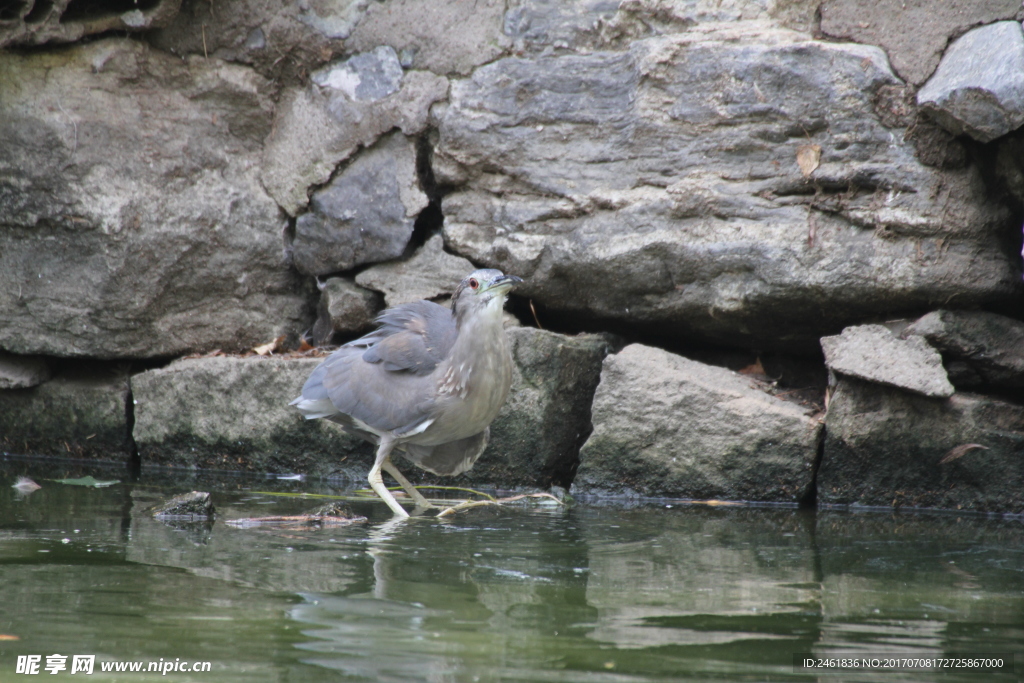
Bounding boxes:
487 274 524 291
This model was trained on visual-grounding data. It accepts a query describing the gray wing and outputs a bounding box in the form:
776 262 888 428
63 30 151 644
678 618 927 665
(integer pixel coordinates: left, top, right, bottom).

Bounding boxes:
359 301 457 375
400 429 489 476
291 300 457 436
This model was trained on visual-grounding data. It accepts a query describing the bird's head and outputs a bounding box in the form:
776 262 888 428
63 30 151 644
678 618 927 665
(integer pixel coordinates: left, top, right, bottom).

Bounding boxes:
451 269 523 326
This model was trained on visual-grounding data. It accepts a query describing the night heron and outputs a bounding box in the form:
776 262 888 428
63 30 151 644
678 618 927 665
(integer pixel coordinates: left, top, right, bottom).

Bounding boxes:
291 269 523 517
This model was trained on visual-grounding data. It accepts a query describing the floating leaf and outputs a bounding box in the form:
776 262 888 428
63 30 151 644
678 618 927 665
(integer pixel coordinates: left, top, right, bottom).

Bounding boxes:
12 477 41 493
939 443 988 465
226 514 367 529
796 144 821 177
52 476 119 488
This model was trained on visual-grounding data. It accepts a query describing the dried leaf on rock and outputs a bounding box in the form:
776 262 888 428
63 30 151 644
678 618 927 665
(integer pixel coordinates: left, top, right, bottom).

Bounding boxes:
939 443 988 465
796 144 821 177
253 335 286 356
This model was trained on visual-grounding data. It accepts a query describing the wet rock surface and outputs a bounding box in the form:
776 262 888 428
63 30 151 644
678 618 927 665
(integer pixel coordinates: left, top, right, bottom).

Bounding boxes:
575 345 822 502
132 356 372 476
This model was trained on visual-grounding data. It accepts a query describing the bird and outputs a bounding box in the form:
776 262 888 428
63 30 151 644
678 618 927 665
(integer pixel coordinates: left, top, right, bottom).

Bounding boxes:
291 269 523 517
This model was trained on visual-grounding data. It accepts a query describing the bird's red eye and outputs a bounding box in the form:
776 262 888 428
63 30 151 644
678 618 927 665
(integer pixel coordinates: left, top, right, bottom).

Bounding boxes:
469 278 479 290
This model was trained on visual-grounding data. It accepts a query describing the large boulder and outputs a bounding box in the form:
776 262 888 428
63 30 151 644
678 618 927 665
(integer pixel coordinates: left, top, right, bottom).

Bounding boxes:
903 310 1024 391
0 39 310 359
261 47 447 216
291 131 429 277
132 356 372 476
821 324 954 398
436 28 1021 351
574 344 822 501
917 21 1024 143
0 367 131 459
820 0 1024 85
819 376 1024 513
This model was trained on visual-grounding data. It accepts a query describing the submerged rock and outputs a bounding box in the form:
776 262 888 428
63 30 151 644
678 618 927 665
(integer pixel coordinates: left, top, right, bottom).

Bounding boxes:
151 491 215 520
917 21 1024 143
575 345 821 502
821 324 954 398
819 376 1024 513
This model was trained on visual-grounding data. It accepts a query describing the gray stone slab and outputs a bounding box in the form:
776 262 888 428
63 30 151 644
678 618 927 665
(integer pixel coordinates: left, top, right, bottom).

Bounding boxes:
132 356 372 476
355 234 477 307
821 324 954 398
291 131 429 276
904 309 1024 390
918 21 1024 142
574 344 821 501
437 30 1020 351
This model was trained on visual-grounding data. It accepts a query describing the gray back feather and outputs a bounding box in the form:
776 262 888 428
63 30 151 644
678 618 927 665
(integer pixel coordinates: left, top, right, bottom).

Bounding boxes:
296 300 457 436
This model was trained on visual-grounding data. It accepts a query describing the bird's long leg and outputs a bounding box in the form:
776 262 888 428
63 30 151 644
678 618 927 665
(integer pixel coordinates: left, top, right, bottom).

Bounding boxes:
382 455 435 509
368 436 409 518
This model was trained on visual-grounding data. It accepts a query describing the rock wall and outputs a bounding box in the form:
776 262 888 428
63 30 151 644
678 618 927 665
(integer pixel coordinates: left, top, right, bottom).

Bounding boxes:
1 0 1023 511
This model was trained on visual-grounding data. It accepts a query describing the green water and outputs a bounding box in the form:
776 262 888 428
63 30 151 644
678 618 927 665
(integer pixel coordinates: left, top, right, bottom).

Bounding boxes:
0 459 1020 682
